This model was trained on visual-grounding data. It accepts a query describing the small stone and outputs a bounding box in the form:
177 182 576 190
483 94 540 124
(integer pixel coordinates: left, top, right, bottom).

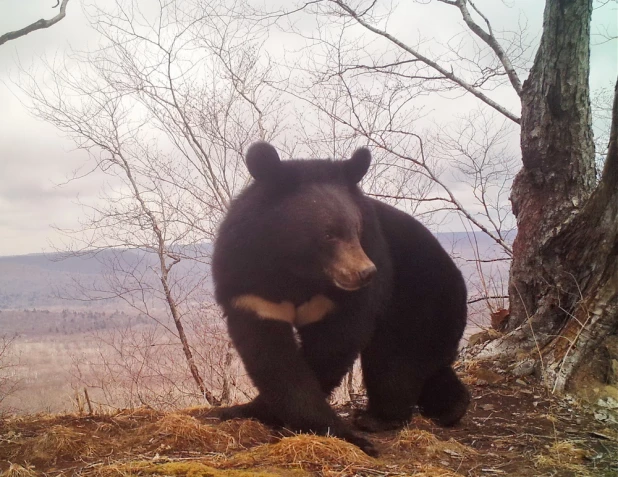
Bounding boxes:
597 396 618 409
512 359 535 377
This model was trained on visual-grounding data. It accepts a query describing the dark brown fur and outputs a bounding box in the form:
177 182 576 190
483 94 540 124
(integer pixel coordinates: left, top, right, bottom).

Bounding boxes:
211 142 469 455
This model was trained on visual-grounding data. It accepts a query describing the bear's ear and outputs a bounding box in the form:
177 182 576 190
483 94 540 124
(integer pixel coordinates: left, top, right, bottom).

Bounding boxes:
343 147 372 184
245 141 281 181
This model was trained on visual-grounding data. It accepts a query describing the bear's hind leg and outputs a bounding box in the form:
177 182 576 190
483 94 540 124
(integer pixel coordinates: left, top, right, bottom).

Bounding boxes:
417 366 470 426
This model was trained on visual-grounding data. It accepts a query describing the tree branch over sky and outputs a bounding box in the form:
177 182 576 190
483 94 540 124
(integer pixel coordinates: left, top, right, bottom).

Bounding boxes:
0 0 69 47
14 0 284 407
326 0 521 123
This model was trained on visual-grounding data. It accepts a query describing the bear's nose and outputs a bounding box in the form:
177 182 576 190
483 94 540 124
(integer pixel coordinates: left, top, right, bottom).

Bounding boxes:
358 265 377 285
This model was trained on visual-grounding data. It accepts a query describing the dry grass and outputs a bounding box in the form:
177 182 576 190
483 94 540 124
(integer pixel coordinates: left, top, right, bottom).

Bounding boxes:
22 424 92 465
534 440 592 475
0 464 37 477
460 360 505 386
394 427 476 459
112 405 164 421
410 464 465 477
224 434 377 474
152 413 237 452
93 461 306 477
216 418 277 448
2 375 617 477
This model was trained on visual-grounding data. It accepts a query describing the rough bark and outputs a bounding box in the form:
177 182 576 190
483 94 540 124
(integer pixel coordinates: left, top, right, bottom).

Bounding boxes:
482 0 618 394
508 0 596 334
541 77 618 393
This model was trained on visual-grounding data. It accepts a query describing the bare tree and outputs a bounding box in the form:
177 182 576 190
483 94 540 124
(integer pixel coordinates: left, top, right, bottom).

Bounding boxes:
503 1 617 394
264 2 518 328
0 0 70 47
268 0 617 395
0 335 21 413
16 0 283 408
281 24 517 252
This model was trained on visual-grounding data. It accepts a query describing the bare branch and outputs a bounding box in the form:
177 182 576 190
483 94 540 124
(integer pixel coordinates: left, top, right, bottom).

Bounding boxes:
0 0 69 47
449 0 523 95
329 0 521 123
467 294 509 305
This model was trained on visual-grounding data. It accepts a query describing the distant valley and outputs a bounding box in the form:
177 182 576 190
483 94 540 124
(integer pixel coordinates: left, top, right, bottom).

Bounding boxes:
0 233 509 312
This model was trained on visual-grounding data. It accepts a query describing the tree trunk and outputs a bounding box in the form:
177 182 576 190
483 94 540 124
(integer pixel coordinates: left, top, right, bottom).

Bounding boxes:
160 271 220 406
482 0 618 396
218 342 234 406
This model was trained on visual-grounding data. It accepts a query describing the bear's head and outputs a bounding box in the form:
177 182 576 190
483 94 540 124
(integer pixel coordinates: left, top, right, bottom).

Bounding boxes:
244 141 377 291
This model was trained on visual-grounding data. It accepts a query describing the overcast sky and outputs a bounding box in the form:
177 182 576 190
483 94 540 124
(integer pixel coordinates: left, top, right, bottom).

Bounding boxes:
0 0 616 256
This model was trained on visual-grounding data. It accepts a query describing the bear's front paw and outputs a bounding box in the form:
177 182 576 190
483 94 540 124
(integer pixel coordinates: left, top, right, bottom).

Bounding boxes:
339 430 380 457
208 403 253 421
353 411 407 433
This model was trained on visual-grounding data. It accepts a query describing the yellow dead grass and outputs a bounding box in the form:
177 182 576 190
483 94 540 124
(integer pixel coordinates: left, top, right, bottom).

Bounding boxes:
153 413 236 452
148 413 277 454
410 464 466 477
394 428 476 459
0 464 38 477
93 460 307 477
0 412 469 477
216 418 277 448
534 440 592 475
112 406 164 424
23 424 92 464
224 434 376 473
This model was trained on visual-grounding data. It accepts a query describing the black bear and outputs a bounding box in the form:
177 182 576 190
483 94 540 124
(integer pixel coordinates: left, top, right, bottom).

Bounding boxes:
211 141 470 455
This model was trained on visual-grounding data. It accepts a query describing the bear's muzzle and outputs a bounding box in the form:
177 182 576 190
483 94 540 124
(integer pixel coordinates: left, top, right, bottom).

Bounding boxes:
329 238 377 291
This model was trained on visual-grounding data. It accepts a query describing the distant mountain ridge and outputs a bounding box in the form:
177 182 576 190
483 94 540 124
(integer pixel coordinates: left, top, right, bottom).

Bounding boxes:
0 245 213 309
0 233 512 310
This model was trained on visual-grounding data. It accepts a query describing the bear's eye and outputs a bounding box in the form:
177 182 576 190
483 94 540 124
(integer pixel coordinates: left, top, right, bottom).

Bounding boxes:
324 232 336 241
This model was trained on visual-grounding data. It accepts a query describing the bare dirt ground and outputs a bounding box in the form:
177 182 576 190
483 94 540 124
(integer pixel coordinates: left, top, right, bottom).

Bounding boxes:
1 360 617 477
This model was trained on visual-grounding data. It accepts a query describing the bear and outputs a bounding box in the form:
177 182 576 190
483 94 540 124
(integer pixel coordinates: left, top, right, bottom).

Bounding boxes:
211 141 470 455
